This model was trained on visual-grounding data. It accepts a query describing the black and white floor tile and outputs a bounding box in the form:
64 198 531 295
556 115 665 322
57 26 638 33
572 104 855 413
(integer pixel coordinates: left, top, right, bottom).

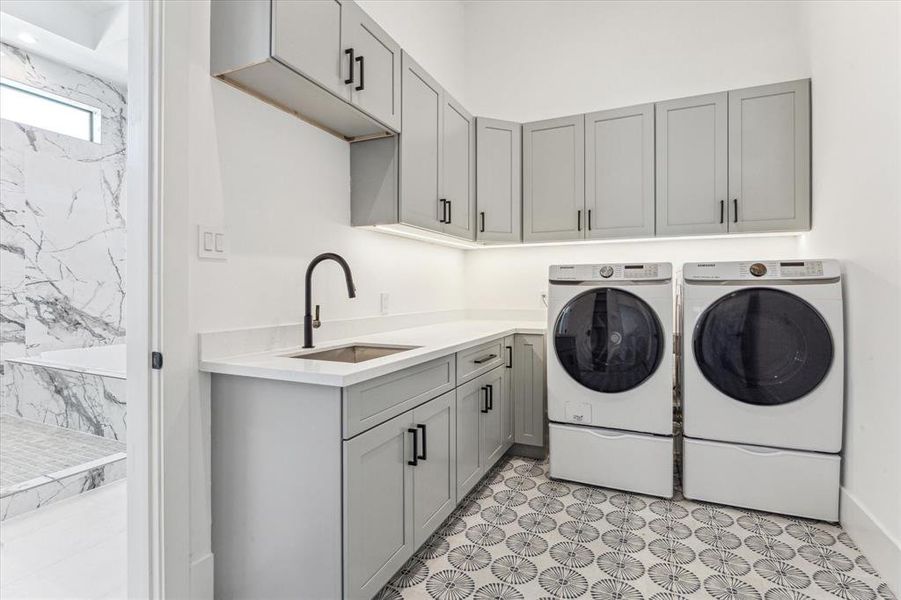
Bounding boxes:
377 456 896 600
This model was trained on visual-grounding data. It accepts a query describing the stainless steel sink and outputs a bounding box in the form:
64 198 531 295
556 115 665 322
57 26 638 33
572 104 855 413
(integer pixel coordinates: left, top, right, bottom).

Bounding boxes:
289 344 418 363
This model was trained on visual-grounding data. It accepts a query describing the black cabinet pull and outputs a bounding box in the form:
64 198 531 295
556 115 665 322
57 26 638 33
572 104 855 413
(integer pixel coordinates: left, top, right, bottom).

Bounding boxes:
407 428 418 466
587 209 592 231
733 198 738 223
506 345 512 368
480 387 489 413
480 211 485 233
487 384 493 411
355 55 364 91
473 353 497 364
720 200 724 224
447 200 452 224
344 48 354 85
416 424 427 460
577 210 582 231
439 199 447 223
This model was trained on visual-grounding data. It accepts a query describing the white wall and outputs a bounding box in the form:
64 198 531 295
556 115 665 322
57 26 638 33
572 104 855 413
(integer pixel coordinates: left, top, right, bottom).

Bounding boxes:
463 0 808 122
157 2 468 597
799 1 901 588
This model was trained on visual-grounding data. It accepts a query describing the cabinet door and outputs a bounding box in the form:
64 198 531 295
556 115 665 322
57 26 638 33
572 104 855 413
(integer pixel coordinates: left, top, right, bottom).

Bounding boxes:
442 95 476 239
502 336 515 446
411 391 457 547
455 376 485 499
655 93 728 236
477 118 522 243
514 334 546 447
344 411 413 600
729 80 810 233
482 367 506 467
271 0 347 100
400 53 443 233
585 105 655 239
523 115 585 241
342 1 401 131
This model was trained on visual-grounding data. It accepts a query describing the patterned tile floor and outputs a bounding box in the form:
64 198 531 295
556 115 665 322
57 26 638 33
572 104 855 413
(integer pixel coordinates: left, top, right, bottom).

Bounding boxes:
0 415 125 492
377 455 895 600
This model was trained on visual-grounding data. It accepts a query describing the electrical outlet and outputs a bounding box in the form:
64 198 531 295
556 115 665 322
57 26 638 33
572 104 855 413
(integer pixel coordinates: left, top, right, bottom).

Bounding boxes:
379 292 390 315
198 226 227 260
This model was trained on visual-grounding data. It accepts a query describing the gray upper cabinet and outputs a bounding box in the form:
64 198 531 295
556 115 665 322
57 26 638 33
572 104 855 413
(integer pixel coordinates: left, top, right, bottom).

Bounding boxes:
400 54 443 232
342 1 401 132
411 391 457 547
211 0 398 140
271 0 347 100
728 79 810 233
523 115 586 242
442 96 476 239
585 105 655 239
513 335 546 448
476 118 522 243
655 92 728 236
343 410 413 600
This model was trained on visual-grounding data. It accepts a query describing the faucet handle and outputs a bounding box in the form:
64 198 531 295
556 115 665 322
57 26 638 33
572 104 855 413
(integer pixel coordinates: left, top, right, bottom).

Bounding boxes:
313 304 321 329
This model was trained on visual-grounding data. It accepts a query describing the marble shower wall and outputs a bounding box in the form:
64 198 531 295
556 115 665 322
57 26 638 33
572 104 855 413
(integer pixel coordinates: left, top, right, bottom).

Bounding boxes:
0 43 127 434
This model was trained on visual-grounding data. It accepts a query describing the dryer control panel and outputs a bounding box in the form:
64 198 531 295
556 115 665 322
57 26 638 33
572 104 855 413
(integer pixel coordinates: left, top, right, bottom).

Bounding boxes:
550 263 672 282
684 259 840 282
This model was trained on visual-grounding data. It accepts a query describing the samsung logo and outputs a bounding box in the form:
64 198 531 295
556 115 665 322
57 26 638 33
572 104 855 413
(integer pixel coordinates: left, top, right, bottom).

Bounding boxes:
696 263 717 267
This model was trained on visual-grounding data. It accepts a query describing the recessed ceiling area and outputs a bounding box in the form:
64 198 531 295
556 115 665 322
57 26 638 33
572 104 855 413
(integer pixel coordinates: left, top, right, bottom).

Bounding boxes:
0 0 127 84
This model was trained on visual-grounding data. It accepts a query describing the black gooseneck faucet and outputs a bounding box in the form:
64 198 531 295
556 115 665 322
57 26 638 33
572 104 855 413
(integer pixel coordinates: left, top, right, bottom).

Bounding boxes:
303 252 356 348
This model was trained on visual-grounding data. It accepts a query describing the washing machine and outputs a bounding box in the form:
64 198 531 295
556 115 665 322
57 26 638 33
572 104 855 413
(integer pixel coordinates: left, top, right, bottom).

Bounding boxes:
681 259 844 521
547 263 674 498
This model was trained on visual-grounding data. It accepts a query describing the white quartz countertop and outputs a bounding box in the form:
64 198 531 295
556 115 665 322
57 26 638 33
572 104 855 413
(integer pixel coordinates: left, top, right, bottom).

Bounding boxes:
200 320 546 387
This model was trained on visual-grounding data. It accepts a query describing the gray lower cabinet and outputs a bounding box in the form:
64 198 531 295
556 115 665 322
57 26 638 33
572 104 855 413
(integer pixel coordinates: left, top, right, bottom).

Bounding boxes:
503 336 515 446
523 115 586 242
455 374 486 499
412 391 457 547
476 118 522 243
482 367 507 466
513 334 546 448
728 79 810 233
343 410 414 600
655 92 729 236
585 104 655 239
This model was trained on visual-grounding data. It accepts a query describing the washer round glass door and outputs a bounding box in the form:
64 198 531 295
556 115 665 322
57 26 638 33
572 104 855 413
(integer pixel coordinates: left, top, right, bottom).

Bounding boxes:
554 288 664 393
693 288 833 405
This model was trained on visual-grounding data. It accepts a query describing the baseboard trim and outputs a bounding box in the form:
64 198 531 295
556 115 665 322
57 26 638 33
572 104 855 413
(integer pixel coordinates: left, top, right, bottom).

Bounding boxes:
840 486 900 596
190 552 214 599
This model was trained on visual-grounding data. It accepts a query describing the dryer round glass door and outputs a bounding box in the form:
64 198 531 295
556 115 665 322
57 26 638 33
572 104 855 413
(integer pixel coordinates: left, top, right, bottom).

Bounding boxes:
553 288 665 393
693 288 834 406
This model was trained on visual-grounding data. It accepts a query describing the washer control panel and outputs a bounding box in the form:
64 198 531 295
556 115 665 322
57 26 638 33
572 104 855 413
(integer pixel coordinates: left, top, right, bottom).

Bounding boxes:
550 263 672 282
684 260 837 282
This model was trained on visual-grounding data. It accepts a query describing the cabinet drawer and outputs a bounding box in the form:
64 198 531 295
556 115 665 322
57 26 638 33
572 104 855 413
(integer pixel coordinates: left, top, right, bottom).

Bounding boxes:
456 338 506 384
343 355 455 439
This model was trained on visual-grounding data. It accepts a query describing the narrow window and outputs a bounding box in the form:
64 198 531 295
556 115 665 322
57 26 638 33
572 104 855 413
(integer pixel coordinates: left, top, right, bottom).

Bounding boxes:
0 78 102 143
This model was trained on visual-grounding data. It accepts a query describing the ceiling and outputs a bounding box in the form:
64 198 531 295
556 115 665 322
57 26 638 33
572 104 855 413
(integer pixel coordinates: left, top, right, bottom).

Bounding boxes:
0 0 128 84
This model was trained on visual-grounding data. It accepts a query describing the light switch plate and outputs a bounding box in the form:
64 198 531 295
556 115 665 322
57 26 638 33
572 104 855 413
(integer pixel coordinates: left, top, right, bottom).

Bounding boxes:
198 225 228 260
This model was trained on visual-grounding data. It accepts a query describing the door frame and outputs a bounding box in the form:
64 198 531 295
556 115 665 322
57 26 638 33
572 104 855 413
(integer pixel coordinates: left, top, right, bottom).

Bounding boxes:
127 0 164 597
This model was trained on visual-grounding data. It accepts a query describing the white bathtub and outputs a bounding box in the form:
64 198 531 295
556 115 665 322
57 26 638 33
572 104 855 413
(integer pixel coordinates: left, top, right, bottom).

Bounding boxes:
5 344 126 380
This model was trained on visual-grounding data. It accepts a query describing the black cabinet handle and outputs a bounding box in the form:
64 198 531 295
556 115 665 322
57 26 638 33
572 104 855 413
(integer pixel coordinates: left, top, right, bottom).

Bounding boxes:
720 200 724 224
416 423 427 460
447 200 452 224
480 211 485 233
733 198 738 223
407 428 418 466
506 345 512 368
480 387 489 413
577 210 582 231
487 384 493 411
355 55 364 91
588 209 592 231
473 353 497 364
439 199 447 223
344 48 354 85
